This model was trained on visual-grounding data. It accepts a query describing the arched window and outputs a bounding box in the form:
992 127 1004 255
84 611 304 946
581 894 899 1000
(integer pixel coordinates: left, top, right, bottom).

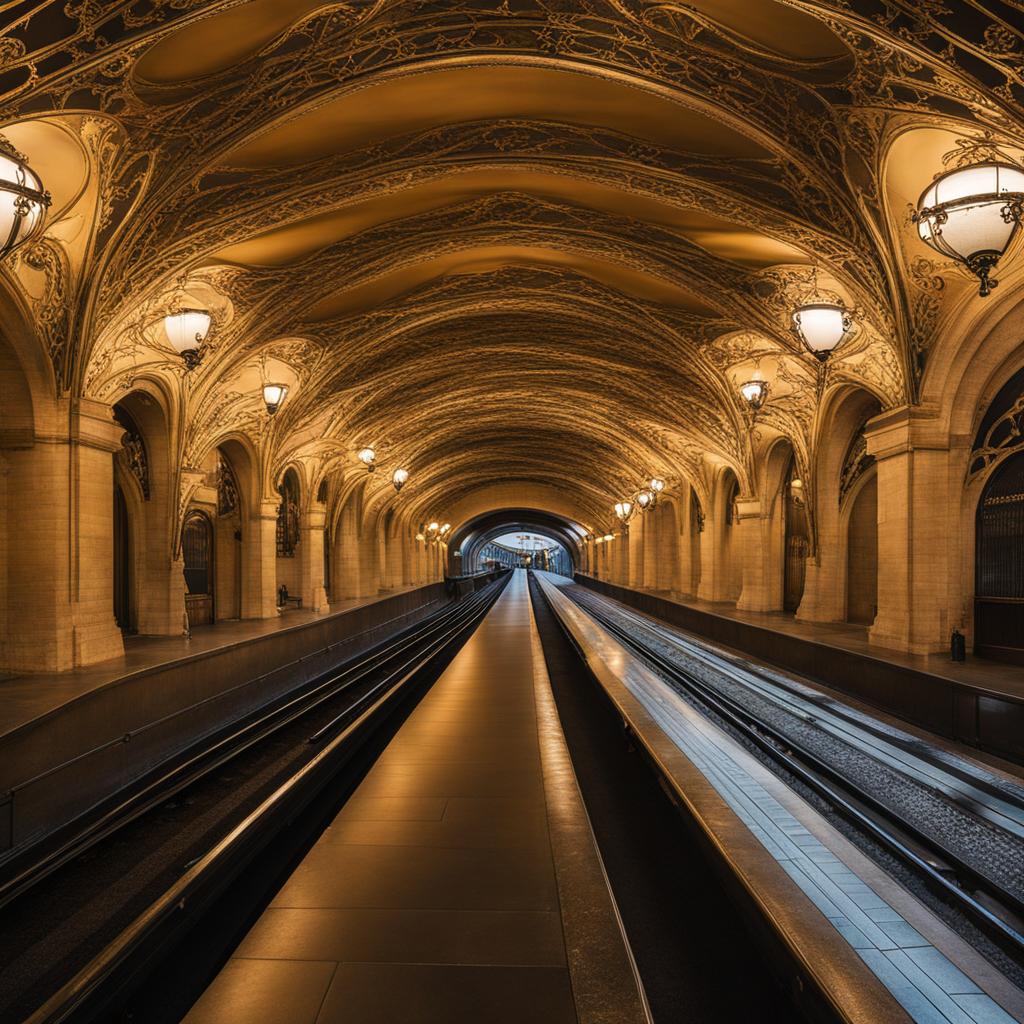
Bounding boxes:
183 510 214 627
975 452 1024 662
276 469 300 557
783 458 809 613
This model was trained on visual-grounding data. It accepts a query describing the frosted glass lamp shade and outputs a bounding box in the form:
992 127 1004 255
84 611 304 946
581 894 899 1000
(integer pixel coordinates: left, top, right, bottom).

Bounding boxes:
915 163 1024 296
637 489 654 510
262 382 288 415
739 377 770 410
792 303 852 361
603 533 615 542
164 309 211 369
0 137 50 260
649 478 665 493
357 447 376 470
614 501 633 522
392 467 409 492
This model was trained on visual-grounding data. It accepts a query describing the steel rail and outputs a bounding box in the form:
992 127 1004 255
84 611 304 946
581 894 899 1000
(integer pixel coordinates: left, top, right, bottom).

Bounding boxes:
572 596 1024 835
22 570 510 1024
565 589 1024 960
0 574 508 912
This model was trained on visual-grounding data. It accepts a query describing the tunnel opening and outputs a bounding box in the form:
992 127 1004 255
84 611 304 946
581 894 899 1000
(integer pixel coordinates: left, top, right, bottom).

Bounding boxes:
449 508 584 579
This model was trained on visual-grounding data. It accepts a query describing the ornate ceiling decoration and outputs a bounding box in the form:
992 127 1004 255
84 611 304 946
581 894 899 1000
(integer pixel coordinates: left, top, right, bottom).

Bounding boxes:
3 0 1024 534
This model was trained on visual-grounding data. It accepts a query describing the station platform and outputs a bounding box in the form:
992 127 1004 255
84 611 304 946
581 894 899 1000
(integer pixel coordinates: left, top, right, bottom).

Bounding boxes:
183 570 645 1024
537 573 1024 1024
575 576 1024 767
578 578 1023 698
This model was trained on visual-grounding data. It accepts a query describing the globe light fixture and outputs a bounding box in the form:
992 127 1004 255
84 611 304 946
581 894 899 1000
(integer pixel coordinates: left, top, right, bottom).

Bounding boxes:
164 308 211 370
603 533 615 542
357 447 377 471
636 488 655 511
739 374 770 412
0 135 50 260
392 467 409 492
262 382 288 415
792 302 852 362
650 478 665 494
913 162 1024 297
415 532 426 542
614 500 634 522
440 523 451 536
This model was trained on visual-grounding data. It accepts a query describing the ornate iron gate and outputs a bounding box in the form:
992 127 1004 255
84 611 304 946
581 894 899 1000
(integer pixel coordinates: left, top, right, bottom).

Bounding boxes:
183 510 214 628
975 452 1024 662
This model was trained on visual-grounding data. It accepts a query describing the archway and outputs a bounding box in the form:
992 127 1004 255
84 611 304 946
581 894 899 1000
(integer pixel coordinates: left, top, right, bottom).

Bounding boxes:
975 451 1024 662
276 468 301 606
183 510 215 627
215 448 243 620
723 473 742 603
845 474 878 626
113 482 134 632
783 458 809 612
450 508 584 576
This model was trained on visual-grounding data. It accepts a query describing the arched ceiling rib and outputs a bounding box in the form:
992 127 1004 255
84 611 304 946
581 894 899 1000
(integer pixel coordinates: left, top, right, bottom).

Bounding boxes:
4 0 1024 532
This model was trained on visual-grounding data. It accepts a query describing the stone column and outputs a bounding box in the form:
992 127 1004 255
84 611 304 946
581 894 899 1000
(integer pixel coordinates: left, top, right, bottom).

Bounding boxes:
358 531 381 597
697 511 729 602
300 507 330 612
2 399 124 672
244 500 280 619
735 498 774 611
628 518 645 588
866 408 953 654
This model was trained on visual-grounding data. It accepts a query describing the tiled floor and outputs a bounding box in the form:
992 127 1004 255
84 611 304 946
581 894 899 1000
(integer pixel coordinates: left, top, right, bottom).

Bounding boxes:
183 572 601 1024
540 575 1023 1024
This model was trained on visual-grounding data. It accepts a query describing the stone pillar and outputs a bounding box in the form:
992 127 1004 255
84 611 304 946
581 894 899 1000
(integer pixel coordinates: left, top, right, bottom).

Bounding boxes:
735 498 774 612
300 507 330 612
628 518 644 588
697 511 729 602
644 509 661 589
358 531 381 597
866 408 953 654
2 399 124 672
245 500 280 619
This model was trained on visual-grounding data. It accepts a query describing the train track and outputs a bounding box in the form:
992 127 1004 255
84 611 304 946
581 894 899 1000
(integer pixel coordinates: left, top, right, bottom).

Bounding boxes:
552 582 1024 968
2 571 510 1024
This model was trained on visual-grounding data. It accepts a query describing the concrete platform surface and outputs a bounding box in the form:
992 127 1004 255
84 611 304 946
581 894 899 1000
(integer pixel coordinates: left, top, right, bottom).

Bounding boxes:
183 570 645 1024
539 572 1024 1024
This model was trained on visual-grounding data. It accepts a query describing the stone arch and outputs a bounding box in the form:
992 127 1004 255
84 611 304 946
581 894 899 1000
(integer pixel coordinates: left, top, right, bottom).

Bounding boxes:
112 387 185 636
842 467 878 626
798 385 881 624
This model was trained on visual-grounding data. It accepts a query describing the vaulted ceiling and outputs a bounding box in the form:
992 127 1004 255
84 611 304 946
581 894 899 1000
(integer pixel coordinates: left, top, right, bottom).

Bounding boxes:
2 1 1023 531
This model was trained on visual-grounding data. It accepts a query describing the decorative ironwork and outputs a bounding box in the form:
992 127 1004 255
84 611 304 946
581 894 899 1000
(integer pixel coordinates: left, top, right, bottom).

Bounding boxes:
217 452 239 517
970 381 1024 479
975 452 1024 662
276 469 300 558
6 0 1024 530
114 404 149 500
839 428 875 507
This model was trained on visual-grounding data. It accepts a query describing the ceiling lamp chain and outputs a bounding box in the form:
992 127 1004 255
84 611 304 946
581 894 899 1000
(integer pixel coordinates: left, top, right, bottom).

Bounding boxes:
914 162 1024 297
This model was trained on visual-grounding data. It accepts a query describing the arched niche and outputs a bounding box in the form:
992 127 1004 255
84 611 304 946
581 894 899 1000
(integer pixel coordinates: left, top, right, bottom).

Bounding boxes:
275 467 302 606
112 388 182 636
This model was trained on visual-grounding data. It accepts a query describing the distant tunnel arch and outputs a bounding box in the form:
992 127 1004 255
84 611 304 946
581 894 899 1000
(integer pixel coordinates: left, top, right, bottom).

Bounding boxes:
448 508 585 576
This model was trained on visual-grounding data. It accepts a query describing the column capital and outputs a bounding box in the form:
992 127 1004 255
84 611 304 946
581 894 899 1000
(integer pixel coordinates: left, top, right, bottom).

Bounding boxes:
734 497 762 520
865 404 949 460
75 398 126 454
